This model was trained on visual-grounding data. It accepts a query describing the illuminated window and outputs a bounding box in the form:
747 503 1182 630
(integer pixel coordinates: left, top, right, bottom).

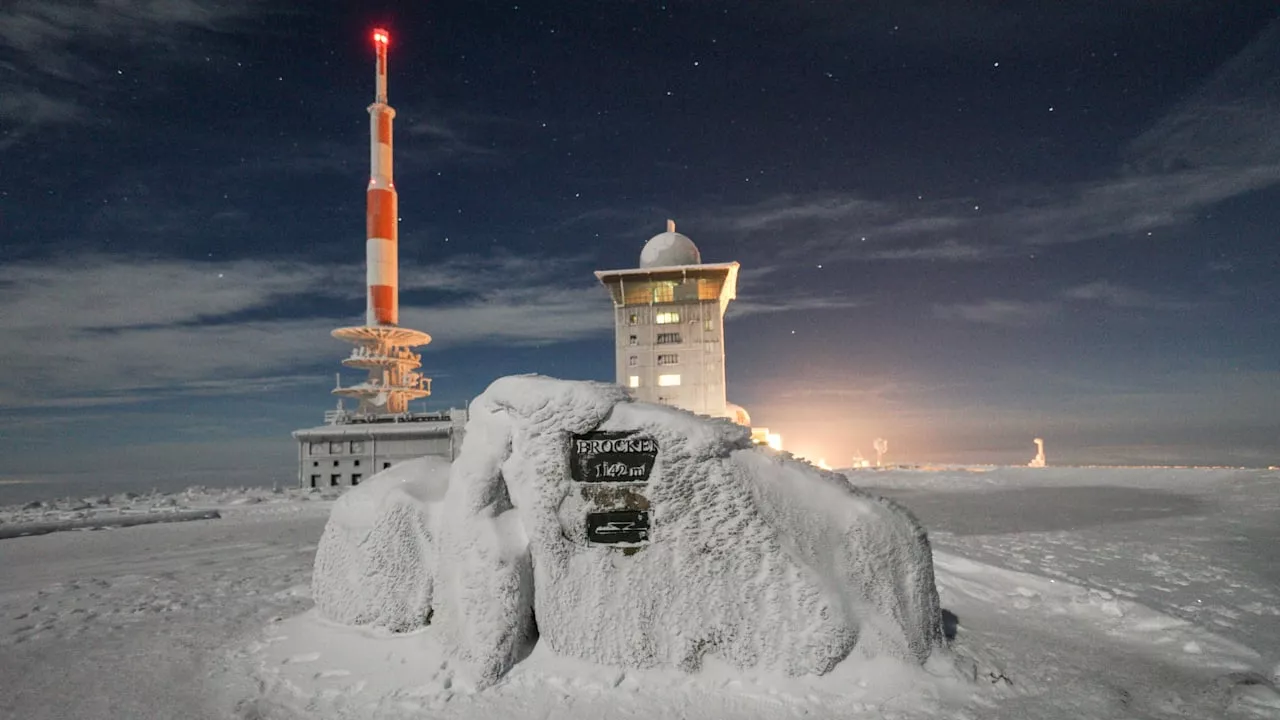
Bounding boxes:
628 335 638 346
655 311 680 324
628 375 640 388
656 332 681 345
658 374 681 387
703 318 714 331
628 313 639 325
628 356 638 367
650 282 675 303
657 354 678 366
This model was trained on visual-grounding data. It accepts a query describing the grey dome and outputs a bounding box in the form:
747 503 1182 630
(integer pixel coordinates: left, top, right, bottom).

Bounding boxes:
640 230 701 268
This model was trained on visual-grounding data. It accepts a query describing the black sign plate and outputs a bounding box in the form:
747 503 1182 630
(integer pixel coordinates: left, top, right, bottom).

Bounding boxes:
586 510 650 544
570 431 658 483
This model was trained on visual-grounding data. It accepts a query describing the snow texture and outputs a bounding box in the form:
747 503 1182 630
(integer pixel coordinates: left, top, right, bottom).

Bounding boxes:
431 375 943 685
311 455 450 631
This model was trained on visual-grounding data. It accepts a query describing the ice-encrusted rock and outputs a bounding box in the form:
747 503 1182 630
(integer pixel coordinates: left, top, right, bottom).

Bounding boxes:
311 455 450 631
432 375 944 684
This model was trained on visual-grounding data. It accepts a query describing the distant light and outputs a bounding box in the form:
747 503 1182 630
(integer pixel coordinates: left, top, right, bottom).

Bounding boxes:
373 29 390 46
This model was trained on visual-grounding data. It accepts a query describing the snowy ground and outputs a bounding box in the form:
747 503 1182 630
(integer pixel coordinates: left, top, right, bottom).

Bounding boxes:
1 468 1278 719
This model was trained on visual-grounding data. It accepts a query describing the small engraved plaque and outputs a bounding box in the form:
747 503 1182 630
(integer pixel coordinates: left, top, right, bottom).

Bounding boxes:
586 510 650 544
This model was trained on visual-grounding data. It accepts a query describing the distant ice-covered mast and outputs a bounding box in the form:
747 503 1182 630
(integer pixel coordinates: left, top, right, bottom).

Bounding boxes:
367 27 397 326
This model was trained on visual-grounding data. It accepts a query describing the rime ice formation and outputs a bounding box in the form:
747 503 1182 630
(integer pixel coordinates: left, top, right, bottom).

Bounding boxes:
429 375 944 685
311 455 450 631
311 375 945 687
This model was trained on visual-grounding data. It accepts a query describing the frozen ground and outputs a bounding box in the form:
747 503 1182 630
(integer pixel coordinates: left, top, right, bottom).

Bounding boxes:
1 468 1278 719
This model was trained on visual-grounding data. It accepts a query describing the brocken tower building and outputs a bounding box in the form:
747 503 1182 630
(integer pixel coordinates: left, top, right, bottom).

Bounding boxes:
595 221 740 419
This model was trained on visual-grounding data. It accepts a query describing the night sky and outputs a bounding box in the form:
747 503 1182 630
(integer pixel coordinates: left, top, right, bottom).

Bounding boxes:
2 1 1278 493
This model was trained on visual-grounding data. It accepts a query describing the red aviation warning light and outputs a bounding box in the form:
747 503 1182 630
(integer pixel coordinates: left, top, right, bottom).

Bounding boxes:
373 29 390 46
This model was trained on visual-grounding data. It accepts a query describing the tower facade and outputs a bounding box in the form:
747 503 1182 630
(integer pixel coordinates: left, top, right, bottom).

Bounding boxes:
330 27 431 416
595 221 739 418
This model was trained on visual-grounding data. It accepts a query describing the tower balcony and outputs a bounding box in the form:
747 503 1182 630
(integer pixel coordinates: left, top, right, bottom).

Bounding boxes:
341 346 423 370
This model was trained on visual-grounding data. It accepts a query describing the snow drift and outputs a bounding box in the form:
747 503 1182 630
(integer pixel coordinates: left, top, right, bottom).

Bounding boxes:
313 375 944 686
312 455 450 631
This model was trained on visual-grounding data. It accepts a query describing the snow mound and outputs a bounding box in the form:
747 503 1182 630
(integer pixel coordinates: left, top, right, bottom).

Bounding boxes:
432 375 943 685
312 455 450 631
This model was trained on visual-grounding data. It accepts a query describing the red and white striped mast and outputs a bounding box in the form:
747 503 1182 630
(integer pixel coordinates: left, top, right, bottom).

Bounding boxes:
367 27 397 326
332 28 432 418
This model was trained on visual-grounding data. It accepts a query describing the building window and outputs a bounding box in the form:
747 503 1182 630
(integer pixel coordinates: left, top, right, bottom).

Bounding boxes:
329 441 343 454
628 356 638 367
628 335 638 346
658 374 681 387
309 442 324 455
352 474 362 485
351 440 364 453
333 460 339 467
657 353 678 366
656 332 681 345
628 375 640 388
655 311 680 324
628 312 639 325
703 318 714 331
354 459 361 467
312 461 318 467
309 475 320 488
330 474 341 486
383 462 392 469
651 283 675 303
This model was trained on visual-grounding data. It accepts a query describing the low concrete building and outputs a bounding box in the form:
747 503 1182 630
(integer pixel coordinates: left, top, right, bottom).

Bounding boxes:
293 407 467 488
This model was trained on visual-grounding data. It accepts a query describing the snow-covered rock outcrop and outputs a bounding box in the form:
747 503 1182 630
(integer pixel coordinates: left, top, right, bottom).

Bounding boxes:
431 375 944 684
312 455 450 631
311 375 944 686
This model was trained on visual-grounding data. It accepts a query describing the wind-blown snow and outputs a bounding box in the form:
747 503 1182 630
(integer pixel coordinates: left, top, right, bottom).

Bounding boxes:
426 375 943 685
312 455 450 631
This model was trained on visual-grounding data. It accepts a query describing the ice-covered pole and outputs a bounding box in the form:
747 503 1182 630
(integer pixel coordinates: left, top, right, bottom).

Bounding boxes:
366 28 397 326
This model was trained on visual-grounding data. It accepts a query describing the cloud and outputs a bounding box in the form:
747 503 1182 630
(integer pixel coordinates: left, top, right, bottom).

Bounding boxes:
0 249 869 408
730 295 865 318
1125 21 1280 172
0 254 607 408
405 115 502 161
932 299 1056 327
865 240 996 262
1061 281 1193 310
930 279 1199 327
700 22 1280 268
0 0 268 147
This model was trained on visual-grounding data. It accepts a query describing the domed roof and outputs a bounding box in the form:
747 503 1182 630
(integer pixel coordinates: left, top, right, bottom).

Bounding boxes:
639 219 701 269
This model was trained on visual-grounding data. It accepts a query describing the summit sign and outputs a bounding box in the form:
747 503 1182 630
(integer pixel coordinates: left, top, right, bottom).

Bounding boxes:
570 431 658 483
